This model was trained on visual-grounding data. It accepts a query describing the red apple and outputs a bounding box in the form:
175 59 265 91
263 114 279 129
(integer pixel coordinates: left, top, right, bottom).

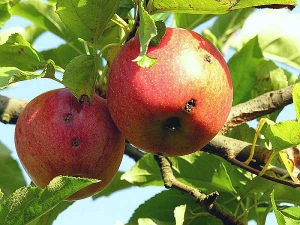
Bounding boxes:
106 28 233 156
15 88 125 200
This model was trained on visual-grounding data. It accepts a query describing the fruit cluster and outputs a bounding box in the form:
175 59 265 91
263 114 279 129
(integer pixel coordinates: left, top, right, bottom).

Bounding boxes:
15 28 233 200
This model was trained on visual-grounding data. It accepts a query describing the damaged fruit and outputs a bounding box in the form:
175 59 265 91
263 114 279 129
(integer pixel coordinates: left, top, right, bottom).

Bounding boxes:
15 88 125 200
107 27 233 156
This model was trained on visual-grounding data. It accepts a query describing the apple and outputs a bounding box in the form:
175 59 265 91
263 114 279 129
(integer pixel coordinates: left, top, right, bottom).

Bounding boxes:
106 27 233 156
15 88 125 200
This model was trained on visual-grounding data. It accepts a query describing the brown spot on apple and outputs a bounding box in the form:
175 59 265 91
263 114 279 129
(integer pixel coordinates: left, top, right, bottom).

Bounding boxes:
184 99 196 113
64 113 73 122
163 117 181 132
72 138 81 148
204 54 213 63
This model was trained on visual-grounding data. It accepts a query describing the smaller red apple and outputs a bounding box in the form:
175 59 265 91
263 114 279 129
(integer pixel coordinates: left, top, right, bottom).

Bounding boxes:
15 88 125 200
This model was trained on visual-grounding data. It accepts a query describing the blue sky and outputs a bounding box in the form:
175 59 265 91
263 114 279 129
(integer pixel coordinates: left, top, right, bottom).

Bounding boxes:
0 2 299 225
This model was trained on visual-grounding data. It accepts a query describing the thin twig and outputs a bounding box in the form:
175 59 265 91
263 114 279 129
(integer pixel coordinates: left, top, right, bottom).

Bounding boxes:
154 154 244 225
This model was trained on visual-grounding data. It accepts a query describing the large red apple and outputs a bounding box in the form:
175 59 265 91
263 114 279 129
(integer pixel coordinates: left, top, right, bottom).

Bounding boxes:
106 28 233 156
15 88 125 200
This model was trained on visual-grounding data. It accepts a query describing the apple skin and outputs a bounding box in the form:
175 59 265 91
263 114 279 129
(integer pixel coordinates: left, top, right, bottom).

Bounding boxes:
15 88 125 200
106 28 233 156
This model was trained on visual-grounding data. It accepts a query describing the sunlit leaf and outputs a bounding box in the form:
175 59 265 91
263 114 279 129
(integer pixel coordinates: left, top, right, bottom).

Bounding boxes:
0 3 11 28
127 189 222 225
271 191 285 225
41 41 85 69
11 0 69 40
133 0 157 68
27 201 73 225
292 82 300 120
149 0 297 14
122 152 242 194
0 33 45 71
174 14 214 30
0 141 26 201
62 54 96 102
264 121 300 151
279 147 300 184
0 176 99 225
56 0 121 42
227 36 264 105
0 61 58 89
204 8 254 51
234 9 300 69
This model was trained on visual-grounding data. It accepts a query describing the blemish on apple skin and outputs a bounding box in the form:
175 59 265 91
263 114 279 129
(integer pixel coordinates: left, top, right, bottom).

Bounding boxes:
184 99 196 113
163 117 181 132
71 138 81 148
64 113 73 122
204 54 213 64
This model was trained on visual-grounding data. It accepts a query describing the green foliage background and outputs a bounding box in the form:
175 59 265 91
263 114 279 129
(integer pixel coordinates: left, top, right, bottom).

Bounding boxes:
0 0 300 225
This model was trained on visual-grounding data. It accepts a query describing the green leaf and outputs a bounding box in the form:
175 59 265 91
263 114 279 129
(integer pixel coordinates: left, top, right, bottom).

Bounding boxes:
264 121 300 151
97 24 123 58
292 83 300 121
11 0 69 40
93 171 133 199
133 0 157 68
174 14 214 30
149 0 297 14
226 123 256 144
174 204 199 225
56 0 121 42
149 21 166 46
0 176 99 225
0 33 45 71
128 189 222 225
122 152 241 194
235 9 300 69
0 2 11 28
251 60 290 121
280 207 300 225
121 154 163 187
252 60 288 98
204 8 254 51
257 177 300 205
270 190 300 225
135 55 157 68
0 60 58 89
0 141 26 201
271 191 285 225
227 36 264 105
41 40 85 69
27 201 73 225
62 54 96 102
22 24 45 44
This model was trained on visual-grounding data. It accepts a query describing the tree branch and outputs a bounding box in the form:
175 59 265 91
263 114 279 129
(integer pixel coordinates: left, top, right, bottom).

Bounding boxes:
124 142 145 162
0 94 28 124
222 85 294 133
154 154 244 225
203 134 300 188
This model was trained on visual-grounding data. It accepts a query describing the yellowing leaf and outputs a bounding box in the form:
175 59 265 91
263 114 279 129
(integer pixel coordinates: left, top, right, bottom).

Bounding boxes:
279 147 300 184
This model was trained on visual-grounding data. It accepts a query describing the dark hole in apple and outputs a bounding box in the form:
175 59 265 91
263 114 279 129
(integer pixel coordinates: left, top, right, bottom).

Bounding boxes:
184 99 196 113
163 117 181 132
204 54 213 64
71 138 81 148
63 113 73 122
